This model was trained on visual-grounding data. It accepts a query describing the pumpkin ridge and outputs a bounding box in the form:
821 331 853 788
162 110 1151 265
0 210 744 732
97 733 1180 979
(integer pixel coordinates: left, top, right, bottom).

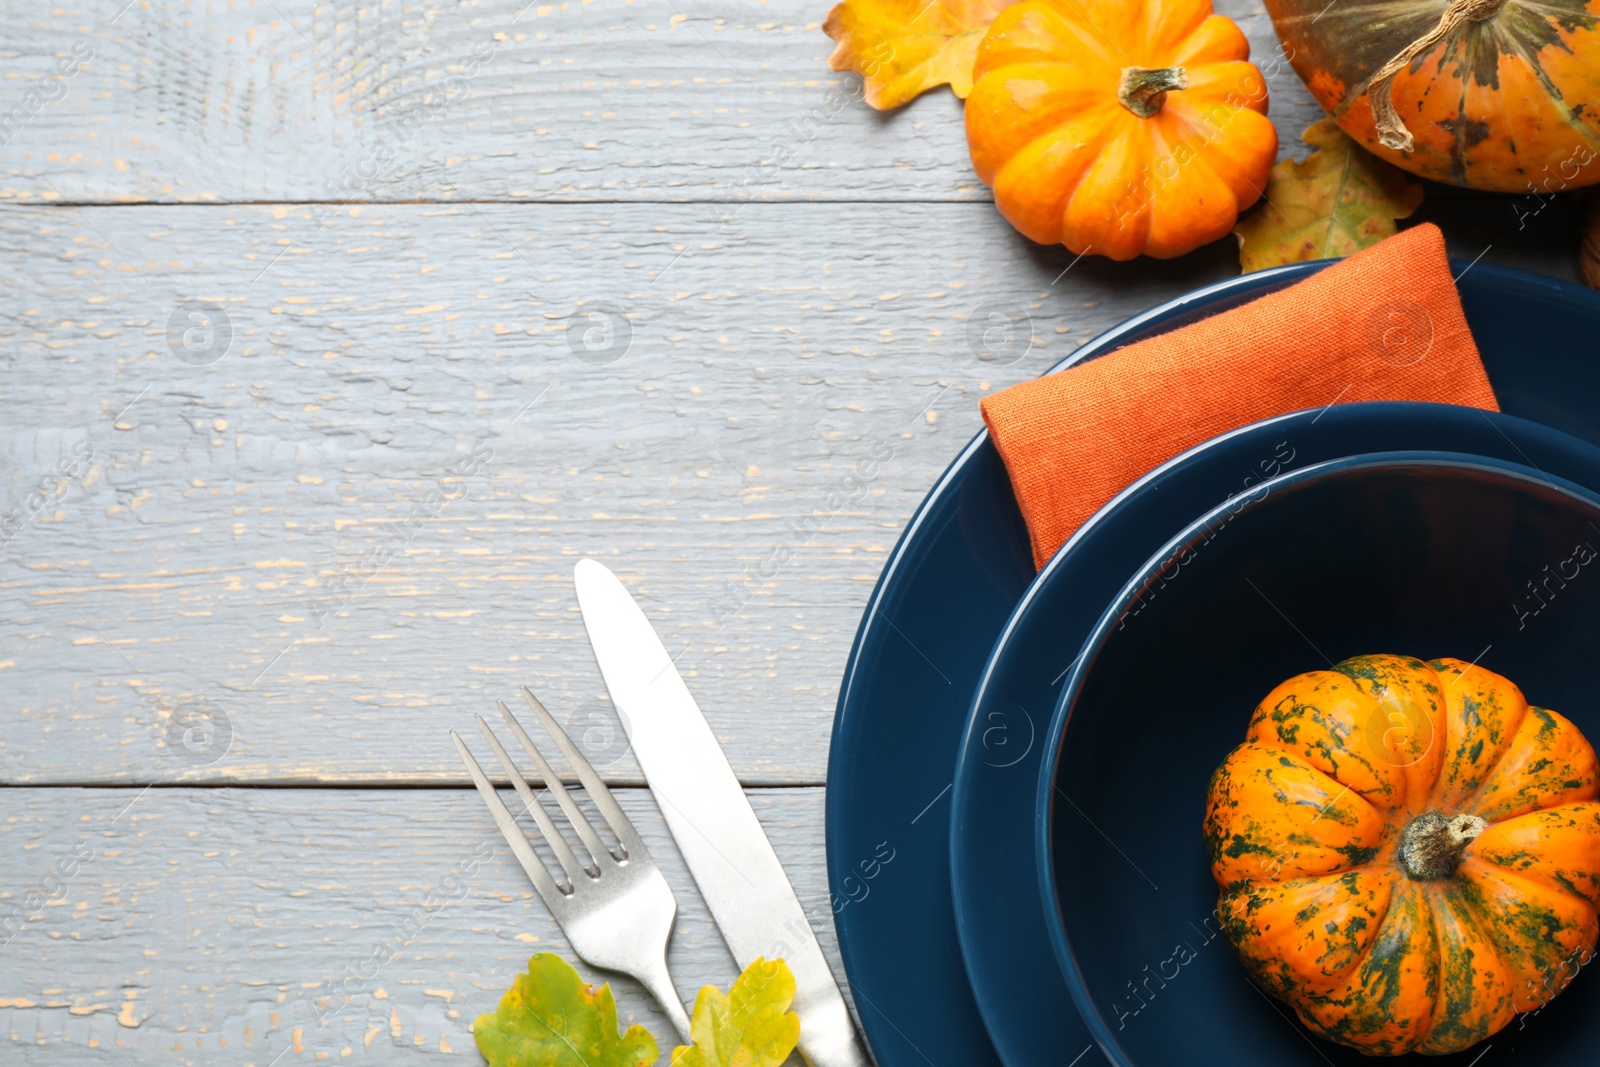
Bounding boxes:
1245 674 1408 812
1465 814 1600 909
1447 35 1475 186
969 68 1115 175
1157 103 1274 210
1220 870 1398 999
1515 0 1600 33
987 107 1120 238
1486 11 1600 152
1309 880 1441 1053
1204 742 1391 891
1309 870 1400 982
1139 117 1235 233
1251 742 1390 832
1133 0 1218 56
1416 881 1517 1051
1165 13 1252 66
1451 859 1599 1006
1059 120 1155 258
1446 703 1593 825
1036 2 1136 72
1476 803 1600 910
1327 655 1448 811
1429 658 1535 812
1465 858 1597 933
973 6 1117 80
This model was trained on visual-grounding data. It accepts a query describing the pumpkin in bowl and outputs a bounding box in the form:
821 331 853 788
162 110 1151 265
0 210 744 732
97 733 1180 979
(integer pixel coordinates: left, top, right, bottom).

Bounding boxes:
1263 0 1600 193
964 0 1277 261
1205 654 1600 1055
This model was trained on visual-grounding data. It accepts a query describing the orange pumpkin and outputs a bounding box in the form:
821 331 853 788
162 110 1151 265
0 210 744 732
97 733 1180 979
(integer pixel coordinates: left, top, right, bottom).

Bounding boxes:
1205 654 1600 1055
964 0 1278 261
1264 0 1600 193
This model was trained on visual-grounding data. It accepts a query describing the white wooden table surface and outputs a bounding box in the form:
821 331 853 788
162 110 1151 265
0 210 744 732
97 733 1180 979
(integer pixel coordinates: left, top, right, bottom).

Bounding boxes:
0 1 1583 1063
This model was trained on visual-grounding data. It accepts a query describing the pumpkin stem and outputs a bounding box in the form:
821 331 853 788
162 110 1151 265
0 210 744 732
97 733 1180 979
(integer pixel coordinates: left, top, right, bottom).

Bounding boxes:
1365 0 1510 151
1118 66 1188 119
1398 811 1488 881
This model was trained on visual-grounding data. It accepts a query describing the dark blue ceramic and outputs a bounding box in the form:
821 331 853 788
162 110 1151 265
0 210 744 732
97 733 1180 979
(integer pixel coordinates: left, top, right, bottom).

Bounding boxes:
951 405 1600 1067
1041 453 1600 1067
826 260 1600 1067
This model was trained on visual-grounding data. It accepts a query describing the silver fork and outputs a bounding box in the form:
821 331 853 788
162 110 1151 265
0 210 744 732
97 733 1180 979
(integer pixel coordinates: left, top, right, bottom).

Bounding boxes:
451 686 692 1040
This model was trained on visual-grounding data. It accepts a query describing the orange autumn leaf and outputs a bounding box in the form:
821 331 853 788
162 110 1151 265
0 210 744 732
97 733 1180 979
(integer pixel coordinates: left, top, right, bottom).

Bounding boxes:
824 0 1012 110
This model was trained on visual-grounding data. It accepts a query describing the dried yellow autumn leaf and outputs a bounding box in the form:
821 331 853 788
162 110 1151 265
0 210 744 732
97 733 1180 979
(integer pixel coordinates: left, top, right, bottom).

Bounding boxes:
1234 117 1424 273
824 0 1011 110
670 958 800 1067
475 954 658 1067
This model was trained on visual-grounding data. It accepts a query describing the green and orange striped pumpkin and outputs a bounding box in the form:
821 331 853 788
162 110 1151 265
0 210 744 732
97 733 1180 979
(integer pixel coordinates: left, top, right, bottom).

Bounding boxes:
1262 0 1600 192
1205 654 1600 1055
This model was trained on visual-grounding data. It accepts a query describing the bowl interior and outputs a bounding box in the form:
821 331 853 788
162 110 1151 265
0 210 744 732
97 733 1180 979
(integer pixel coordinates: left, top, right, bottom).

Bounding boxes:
1045 453 1600 1066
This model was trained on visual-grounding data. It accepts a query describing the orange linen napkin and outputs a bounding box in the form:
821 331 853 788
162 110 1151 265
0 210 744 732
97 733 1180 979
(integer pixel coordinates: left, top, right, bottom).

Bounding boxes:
981 224 1500 570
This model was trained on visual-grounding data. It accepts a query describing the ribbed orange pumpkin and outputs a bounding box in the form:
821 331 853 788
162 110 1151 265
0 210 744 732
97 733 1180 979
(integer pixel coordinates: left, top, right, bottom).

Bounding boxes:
1205 654 1600 1055
1264 0 1600 192
964 0 1277 261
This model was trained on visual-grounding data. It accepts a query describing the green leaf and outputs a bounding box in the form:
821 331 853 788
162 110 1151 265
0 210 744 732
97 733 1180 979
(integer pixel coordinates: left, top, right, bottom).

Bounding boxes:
474 953 660 1067
670 958 800 1067
1234 117 1424 273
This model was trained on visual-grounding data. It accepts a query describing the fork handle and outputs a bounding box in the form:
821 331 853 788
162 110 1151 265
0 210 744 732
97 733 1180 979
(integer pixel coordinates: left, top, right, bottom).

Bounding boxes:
636 956 693 1044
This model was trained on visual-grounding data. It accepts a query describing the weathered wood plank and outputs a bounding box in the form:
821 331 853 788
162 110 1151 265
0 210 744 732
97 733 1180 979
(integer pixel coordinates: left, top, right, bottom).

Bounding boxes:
0 198 1276 785
0 785 837 1065
0 201 1576 785
0 0 1330 203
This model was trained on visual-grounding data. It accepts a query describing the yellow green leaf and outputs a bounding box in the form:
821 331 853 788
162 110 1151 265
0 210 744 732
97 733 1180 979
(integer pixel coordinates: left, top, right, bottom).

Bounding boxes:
474 953 659 1067
669 958 800 1067
1234 117 1425 273
823 0 1011 110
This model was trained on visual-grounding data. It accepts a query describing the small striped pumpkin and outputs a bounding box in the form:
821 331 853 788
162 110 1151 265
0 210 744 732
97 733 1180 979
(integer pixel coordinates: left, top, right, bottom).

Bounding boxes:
1205 654 1600 1055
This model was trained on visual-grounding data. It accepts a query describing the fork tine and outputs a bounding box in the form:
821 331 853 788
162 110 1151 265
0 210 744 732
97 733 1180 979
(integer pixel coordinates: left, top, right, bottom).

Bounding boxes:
475 715 593 884
498 700 609 870
519 686 644 858
451 730 566 907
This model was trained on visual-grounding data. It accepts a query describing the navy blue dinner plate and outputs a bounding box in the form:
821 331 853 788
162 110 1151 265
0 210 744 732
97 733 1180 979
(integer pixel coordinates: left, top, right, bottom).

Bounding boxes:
825 259 1600 1067
952 404 1600 1067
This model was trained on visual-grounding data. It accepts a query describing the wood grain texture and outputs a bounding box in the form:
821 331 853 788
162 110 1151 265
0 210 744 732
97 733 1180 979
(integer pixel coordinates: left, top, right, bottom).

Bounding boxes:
0 198 1280 786
0 0 1330 204
0 785 837 1064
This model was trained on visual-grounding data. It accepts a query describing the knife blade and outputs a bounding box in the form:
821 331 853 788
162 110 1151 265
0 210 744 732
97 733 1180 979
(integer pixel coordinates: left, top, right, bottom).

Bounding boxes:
574 558 872 1067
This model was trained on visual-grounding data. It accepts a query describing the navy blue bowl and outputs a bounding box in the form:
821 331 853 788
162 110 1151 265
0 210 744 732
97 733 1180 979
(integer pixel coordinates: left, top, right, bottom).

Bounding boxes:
1039 452 1600 1066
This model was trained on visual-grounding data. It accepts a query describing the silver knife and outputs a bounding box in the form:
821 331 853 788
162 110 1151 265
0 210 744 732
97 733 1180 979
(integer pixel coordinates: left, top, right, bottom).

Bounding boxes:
575 558 872 1067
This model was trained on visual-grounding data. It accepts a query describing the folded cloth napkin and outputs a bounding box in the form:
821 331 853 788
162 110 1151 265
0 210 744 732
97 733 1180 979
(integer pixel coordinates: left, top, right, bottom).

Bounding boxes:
980 223 1500 570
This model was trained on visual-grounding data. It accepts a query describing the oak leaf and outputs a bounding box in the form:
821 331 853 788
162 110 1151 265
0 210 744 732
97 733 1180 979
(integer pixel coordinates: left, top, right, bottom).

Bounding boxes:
1234 117 1424 273
671 958 800 1067
823 0 1011 110
474 953 659 1067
